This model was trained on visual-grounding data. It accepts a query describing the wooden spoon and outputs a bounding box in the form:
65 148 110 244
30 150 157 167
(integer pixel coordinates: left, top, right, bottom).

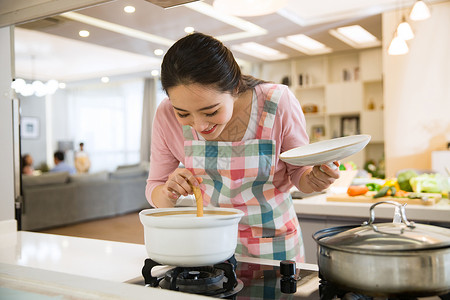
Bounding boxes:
191 184 203 217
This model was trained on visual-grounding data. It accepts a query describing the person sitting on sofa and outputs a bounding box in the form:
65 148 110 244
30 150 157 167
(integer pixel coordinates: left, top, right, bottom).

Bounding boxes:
21 153 35 175
50 151 76 174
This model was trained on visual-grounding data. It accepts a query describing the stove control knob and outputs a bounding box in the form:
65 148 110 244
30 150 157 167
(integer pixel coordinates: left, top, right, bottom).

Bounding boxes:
280 277 297 294
280 260 297 294
280 260 296 277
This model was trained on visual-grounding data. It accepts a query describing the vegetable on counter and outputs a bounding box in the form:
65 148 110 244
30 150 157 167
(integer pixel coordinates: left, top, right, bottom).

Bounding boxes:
395 190 409 198
410 173 447 194
366 183 382 191
397 170 418 192
383 178 400 191
347 185 369 196
373 186 397 198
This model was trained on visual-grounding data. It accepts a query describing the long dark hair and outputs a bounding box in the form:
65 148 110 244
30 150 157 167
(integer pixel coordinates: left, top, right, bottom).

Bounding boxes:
161 32 266 96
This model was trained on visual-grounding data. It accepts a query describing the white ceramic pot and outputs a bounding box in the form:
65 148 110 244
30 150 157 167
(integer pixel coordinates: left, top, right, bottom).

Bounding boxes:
139 207 244 267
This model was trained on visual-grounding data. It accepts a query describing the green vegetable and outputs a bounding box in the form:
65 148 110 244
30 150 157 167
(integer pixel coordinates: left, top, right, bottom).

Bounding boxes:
373 186 390 198
389 186 396 196
408 193 425 199
409 173 445 193
366 183 381 191
397 170 418 192
373 186 397 198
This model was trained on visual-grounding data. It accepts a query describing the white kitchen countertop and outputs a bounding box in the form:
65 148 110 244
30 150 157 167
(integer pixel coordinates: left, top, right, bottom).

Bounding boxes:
0 230 318 299
292 192 450 224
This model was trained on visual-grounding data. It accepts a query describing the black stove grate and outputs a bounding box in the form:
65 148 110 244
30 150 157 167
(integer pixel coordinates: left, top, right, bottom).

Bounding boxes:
141 255 241 298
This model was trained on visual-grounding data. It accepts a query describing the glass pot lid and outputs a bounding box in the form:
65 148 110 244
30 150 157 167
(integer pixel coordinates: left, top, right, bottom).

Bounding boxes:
315 201 450 251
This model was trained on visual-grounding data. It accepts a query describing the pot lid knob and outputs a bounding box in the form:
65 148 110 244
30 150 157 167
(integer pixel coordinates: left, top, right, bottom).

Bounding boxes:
280 260 296 277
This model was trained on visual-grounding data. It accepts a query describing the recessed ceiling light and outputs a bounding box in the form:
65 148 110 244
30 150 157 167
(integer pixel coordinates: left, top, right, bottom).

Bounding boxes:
151 70 159 76
231 42 288 61
154 49 164 56
58 82 66 89
101 77 110 83
184 27 195 34
277 34 332 55
329 25 380 48
124 6 135 13
79 30 90 37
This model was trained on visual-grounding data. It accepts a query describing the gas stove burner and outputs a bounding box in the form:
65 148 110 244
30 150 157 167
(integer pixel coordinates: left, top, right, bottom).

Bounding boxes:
142 255 243 298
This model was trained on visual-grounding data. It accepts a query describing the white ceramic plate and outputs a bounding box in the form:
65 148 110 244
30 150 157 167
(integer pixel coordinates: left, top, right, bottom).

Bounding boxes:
280 134 371 167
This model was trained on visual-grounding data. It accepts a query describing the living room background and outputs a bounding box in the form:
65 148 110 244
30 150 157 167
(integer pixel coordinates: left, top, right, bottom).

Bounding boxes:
20 77 165 173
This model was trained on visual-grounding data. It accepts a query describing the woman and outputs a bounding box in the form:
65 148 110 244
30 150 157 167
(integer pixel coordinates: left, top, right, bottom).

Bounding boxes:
146 32 339 262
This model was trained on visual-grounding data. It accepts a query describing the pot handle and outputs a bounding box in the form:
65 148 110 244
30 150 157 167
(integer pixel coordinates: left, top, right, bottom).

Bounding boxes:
365 201 416 229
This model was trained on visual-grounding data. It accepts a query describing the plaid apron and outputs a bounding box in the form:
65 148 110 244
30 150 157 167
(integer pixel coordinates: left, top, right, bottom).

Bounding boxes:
184 85 304 262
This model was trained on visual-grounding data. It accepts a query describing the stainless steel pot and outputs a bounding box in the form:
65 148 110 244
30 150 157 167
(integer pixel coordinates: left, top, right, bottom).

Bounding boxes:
313 201 450 297
139 207 244 267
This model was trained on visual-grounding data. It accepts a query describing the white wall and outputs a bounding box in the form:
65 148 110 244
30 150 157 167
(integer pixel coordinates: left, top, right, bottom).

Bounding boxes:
0 27 16 226
383 2 450 177
20 95 48 168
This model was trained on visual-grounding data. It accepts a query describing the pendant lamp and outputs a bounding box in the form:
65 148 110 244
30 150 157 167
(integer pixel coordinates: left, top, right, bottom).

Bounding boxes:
388 35 409 55
396 17 414 40
410 0 431 21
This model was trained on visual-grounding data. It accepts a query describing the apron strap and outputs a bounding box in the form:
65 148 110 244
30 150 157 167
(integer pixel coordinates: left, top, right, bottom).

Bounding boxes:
256 85 283 140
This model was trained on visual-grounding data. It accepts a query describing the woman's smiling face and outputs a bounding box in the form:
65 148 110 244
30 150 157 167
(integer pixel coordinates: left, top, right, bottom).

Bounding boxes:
168 84 236 140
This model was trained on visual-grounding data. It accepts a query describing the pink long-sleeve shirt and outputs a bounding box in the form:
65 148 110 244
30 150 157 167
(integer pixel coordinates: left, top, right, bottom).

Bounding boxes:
146 83 310 207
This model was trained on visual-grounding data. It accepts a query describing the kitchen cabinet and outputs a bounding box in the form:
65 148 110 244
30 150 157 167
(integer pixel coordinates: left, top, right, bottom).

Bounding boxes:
258 48 385 168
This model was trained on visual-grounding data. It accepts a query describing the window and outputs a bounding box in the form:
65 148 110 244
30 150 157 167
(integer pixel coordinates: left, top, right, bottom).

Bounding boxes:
67 79 144 172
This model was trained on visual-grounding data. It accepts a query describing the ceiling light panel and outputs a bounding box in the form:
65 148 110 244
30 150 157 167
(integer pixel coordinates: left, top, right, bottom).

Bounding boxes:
277 34 332 55
277 0 400 27
231 42 288 61
329 25 381 48
184 2 267 41
213 0 288 17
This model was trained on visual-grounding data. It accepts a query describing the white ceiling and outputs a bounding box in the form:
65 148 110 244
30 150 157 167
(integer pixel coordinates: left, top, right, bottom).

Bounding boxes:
14 28 162 82
12 0 442 83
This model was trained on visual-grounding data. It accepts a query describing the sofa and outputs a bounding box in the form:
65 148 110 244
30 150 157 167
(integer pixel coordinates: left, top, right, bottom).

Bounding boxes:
20 163 152 231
